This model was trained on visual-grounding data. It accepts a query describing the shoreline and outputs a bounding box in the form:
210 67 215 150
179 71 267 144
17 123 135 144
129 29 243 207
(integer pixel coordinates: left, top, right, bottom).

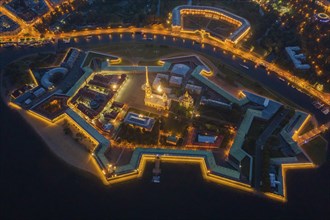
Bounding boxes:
0 57 106 184
13 105 103 180
1 46 325 203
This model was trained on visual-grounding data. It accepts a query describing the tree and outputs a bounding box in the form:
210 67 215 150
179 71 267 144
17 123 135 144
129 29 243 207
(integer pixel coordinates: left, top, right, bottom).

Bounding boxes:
63 127 72 136
76 132 85 141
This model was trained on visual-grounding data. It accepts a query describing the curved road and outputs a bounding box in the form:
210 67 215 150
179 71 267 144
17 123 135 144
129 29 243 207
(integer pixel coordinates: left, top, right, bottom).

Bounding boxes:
0 32 329 125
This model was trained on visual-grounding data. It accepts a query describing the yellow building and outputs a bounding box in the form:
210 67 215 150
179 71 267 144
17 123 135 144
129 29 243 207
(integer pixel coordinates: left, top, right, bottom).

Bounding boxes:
179 91 194 109
144 67 171 110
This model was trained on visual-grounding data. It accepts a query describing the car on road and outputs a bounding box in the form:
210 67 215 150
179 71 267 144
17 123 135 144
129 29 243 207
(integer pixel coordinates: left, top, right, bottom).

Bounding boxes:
239 64 249 69
63 38 71 43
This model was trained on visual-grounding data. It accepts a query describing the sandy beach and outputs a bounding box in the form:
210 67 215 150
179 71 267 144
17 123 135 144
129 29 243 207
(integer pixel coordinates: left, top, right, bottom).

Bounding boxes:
16 108 101 178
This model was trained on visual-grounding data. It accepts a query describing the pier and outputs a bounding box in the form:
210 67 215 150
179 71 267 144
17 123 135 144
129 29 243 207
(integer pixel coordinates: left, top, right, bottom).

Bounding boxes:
295 122 329 145
152 155 161 183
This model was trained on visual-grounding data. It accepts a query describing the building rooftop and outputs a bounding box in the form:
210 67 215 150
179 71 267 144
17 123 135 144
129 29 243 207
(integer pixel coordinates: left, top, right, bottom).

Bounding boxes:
285 46 311 70
171 63 190 76
41 67 68 90
169 75 183 86
66 108 110 147
172 5 250 43
115 148 240 180
101 62 172 73
197 135 217 144
166 136 178 144
280 111 309 155
66 67 94 97
243 91 282 120
191 65 248 106
124 112 155 131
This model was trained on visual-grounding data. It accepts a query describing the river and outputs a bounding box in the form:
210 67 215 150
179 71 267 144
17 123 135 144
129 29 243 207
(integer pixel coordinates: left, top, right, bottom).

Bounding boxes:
1 34 329 219
0 98 329 219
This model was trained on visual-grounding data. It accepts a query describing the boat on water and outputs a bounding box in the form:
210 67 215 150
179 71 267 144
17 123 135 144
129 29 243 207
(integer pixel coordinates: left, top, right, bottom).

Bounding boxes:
152 155 161 183
152 175 160 183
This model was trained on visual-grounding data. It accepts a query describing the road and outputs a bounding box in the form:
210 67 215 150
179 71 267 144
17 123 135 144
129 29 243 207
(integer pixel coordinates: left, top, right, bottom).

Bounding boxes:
0 2 329 107
0 32 329 125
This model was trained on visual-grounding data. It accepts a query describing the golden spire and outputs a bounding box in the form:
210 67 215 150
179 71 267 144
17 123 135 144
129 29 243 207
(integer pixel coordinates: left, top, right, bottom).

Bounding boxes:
145 66 149 86
145 66 152 98
180 90 194 109
162 92 168 101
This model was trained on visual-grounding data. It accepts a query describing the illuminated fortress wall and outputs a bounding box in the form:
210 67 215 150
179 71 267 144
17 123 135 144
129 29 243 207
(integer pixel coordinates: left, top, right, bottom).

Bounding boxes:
172 5 251 44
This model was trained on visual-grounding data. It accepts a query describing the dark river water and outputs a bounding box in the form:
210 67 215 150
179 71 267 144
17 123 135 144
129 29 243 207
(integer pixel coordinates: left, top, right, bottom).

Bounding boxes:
0 98 329 220
1 34 329 219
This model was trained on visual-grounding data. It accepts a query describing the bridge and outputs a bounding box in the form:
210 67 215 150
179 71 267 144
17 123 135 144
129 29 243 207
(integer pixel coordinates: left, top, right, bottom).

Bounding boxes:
295 122 330 145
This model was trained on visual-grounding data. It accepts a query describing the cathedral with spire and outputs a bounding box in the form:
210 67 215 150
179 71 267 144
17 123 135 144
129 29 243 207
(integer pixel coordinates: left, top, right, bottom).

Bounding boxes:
144 67 171 110
179 90 194 109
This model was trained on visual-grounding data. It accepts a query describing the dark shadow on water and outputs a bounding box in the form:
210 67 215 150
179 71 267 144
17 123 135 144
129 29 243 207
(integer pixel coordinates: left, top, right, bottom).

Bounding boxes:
1 99 329 220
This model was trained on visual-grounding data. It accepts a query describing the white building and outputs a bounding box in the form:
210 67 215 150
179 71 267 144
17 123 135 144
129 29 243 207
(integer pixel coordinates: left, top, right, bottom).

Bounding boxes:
169 76 183 87
144 67 171 110
285 46 311 70
152 73 169 90
171 63 190 77
185 84 202 95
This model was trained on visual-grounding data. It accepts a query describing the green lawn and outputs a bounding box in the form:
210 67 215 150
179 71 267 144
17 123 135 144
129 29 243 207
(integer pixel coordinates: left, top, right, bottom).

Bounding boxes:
82 42 186 60
4 61 33 88
118 120 160 145
79 41 300 109
198 104 242 124
138 60 160 66
82 52 118 67
162 115 189 136
301 136 328 166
